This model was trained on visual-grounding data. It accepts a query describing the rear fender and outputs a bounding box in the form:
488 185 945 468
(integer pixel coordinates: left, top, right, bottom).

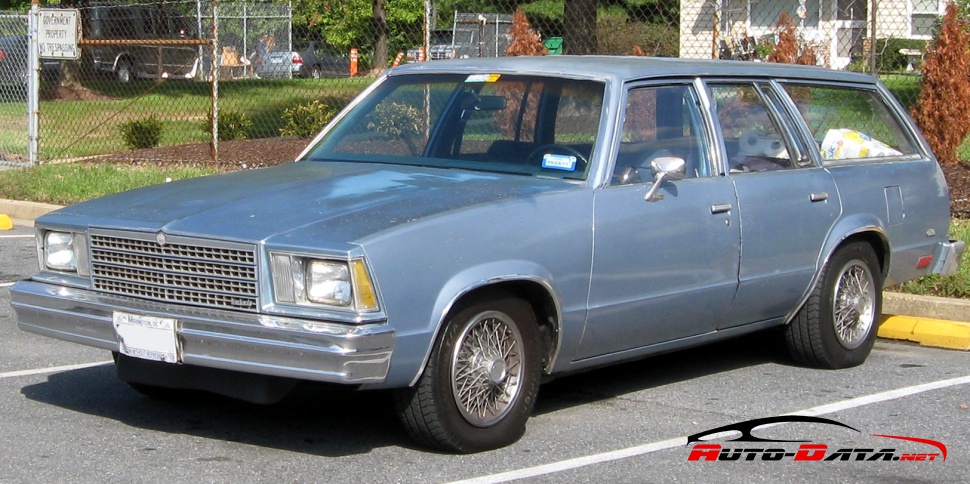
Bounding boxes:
785 214 889 324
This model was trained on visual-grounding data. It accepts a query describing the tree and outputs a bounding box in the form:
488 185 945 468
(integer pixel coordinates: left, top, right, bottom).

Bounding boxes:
292 0 422 70
0 0 31 11
563 0 596 54
765 12 817 65
505 8 546 56
911 3 970 165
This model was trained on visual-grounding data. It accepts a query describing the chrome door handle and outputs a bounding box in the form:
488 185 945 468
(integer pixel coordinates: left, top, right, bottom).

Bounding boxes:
711 203 733 214
810 192 829 202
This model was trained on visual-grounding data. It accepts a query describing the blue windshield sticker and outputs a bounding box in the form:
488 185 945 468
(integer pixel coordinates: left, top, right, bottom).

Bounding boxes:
541 153 577 171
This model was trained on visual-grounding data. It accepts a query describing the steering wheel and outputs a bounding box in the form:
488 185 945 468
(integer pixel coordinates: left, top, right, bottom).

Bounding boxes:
528 144 589 169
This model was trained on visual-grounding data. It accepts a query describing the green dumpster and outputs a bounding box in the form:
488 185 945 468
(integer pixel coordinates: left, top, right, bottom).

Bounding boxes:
544 37 563 55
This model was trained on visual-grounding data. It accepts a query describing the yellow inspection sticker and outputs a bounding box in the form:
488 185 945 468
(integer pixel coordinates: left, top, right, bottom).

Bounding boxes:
466 73 501 83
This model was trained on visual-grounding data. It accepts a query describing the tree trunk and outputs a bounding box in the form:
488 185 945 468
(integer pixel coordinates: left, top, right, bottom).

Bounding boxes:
564 0 597 55
59 60 83 88
372 0 388 73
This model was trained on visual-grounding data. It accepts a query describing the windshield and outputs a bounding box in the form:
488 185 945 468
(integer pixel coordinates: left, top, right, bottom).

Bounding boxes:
304 73 606 180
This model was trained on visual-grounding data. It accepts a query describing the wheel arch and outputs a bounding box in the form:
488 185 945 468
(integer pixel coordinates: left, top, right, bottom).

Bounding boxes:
786 224 890 325
112 52 134 72
408 270 563 387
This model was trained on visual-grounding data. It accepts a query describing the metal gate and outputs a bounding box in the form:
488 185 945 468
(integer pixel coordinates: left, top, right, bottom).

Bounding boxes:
0 13 28 167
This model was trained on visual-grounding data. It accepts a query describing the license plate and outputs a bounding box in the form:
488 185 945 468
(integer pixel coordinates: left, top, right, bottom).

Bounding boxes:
113 312 179 363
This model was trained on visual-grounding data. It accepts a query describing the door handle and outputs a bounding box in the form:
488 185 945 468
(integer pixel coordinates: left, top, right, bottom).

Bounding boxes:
810 192 829 202
711 203 733 214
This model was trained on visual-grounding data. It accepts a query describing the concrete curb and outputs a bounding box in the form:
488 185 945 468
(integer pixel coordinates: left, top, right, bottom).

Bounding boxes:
0 198 62 228
879 292 970 351
0 198 967 350
878 315 970 350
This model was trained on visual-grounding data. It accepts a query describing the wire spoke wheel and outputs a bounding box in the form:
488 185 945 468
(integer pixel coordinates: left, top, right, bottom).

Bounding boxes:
785 241 882 369
451 310 523 428
832 260 875 350
395 293 541 452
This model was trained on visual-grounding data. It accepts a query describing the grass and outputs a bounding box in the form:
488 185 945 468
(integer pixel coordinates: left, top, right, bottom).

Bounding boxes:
0 163 221 205
34 76 369 160
895 219 970 299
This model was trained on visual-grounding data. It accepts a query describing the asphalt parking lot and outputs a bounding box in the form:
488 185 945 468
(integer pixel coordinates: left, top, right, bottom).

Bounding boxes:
2 225 968 483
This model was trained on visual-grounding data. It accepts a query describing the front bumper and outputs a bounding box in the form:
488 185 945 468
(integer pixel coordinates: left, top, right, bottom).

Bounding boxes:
11 280 394 384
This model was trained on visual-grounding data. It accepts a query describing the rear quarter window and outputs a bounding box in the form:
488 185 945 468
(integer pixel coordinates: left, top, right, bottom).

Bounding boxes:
780 84 920 163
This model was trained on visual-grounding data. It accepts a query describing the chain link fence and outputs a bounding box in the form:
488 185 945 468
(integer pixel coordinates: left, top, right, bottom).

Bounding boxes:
0 1 943 165
0 12 29 167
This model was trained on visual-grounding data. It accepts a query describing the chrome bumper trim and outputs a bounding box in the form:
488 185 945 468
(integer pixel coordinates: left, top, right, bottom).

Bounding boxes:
936 239 966 276
10 280 394 384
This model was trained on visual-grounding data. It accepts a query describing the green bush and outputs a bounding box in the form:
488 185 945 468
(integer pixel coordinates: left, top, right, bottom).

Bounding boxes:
366 101 421 139
279 101 337 138
596 13 679 57
874 38 928 72
119 116 164 150
203 110 253 141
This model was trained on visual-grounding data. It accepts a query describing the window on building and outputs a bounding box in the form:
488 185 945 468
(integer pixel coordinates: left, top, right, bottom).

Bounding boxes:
912 0 942 37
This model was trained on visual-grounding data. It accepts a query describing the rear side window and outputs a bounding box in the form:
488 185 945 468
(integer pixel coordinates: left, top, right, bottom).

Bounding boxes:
780 84 920 163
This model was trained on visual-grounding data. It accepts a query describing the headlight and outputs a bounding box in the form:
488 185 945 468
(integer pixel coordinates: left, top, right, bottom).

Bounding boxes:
307 260 351 306
44 231 77 272
270 254 380 312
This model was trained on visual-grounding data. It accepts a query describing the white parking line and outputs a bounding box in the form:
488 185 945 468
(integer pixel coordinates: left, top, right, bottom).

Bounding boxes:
448 374 970 484
0 234 34 239
0 282 13 288
0 361 113 380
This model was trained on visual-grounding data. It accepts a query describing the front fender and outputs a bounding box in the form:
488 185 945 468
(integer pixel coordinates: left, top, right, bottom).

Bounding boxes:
406 260 562 387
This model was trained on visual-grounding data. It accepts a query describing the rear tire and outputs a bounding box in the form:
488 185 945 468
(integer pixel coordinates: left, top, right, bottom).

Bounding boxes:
785 242 882 369
394 293 541 453
116 61 132 83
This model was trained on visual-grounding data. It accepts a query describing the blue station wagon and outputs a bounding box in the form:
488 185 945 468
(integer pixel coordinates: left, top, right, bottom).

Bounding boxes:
11 56 964 452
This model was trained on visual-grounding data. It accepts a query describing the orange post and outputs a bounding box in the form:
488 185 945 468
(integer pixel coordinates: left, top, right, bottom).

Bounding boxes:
350 48 359 76
392 52 405 67
418 47 426 62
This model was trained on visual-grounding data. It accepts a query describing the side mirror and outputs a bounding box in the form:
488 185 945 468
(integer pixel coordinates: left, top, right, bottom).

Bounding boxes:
643 156 686 202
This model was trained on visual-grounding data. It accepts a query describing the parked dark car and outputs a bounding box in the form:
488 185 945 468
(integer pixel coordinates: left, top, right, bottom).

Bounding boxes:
291 42 349 78
0 35 60 87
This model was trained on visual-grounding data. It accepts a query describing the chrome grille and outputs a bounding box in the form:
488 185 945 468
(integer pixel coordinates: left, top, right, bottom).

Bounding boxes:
89 231 259 311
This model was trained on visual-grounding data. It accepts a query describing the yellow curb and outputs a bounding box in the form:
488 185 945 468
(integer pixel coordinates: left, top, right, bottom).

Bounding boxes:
879 315 970 351
0 214 12 230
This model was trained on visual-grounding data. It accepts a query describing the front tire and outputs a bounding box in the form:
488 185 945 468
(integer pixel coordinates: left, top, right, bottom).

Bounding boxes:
394 294 541 453
785 242 882 369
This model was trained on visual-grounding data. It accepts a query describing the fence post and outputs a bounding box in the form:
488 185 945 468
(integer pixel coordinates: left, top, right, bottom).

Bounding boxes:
28 0 40 165
210 0 219 162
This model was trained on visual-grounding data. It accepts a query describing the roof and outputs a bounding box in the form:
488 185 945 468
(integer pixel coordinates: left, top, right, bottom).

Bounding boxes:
391 55 877 85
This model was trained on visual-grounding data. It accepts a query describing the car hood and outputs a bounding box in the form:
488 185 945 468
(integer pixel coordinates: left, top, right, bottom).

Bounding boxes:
43 161 579 249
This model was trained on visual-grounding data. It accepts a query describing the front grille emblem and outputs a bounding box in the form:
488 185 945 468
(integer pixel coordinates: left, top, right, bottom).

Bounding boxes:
156 232 167 246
